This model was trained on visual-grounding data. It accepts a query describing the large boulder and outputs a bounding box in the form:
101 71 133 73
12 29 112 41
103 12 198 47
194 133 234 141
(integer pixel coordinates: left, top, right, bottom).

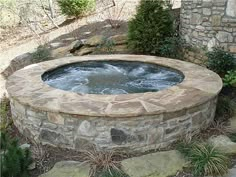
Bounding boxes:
208 135 236 155
230 116 236 131
85 35 104 46
39 161 90 177
73 46 96 56
121 150 186 177
50 41 77 58
108 34 127 45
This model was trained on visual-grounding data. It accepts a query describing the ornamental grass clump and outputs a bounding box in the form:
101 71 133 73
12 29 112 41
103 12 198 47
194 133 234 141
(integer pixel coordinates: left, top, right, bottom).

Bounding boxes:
177 140 229 177
189 143 229 176
127 0 174 55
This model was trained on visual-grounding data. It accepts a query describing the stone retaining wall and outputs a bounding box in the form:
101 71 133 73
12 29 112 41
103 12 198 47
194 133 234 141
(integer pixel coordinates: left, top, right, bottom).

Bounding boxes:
10 97 217 151
7 55 222 152
180 0 236 63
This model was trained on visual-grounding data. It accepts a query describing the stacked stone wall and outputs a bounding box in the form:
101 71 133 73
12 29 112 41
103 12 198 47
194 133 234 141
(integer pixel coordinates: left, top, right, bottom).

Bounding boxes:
180 0 236 63
10 97 217 151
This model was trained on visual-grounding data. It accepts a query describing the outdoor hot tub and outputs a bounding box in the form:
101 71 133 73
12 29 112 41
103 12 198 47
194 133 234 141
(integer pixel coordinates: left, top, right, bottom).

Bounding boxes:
6 55 222 151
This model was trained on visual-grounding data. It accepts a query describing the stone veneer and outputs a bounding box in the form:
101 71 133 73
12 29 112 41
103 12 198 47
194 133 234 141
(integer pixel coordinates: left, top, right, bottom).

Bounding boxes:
6 55 222 151
180 0 236 63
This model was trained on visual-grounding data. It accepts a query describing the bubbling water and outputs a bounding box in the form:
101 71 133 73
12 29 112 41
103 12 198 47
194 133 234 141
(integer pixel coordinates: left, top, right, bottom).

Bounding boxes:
42 61 184 94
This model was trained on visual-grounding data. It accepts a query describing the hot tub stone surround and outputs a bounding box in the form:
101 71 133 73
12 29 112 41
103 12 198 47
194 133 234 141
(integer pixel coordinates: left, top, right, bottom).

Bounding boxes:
7 55 222 151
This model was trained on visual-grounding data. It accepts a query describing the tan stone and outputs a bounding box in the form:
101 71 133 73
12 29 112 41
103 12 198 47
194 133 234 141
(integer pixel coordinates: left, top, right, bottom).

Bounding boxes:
108 34 127 45
48 112 64 125
211 15 221 26
121 150 186 177
85 35 104 46
74 47 96 56
229 46 236 53
39 161 90 177
50 41 77 58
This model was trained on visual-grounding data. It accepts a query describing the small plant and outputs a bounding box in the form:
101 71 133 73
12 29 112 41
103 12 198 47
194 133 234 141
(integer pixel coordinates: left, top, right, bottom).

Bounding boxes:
223 70 236 87
158 36 185 59
177 141 229 177
0 94 12 131
229 133 236 142
127 0 174 55
58 0 95 17
206 47 235 76
32 45 51 63
96 37 115 54
215 96 235 121
189 143 229 176
0 132 32 177
81 147 125 176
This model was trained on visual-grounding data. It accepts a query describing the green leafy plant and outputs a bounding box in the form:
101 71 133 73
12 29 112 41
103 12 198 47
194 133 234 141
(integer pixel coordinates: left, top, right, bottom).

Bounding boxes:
32 45 51 63
58 0 95 17
127 0 174 55
215 96 235 121
0 132 32 177
0 94 12 131
223 70 236 87
158 36 185 59
206 47 235 76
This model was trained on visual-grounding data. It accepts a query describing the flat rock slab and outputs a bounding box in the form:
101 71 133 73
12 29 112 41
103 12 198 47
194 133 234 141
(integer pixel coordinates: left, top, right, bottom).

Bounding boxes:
208 135 236 155
121 150 186 177
39 161 90 177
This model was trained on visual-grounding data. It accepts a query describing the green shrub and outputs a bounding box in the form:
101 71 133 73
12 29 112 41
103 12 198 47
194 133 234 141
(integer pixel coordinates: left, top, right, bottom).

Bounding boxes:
158 36 185 59
58 0 95 17
206 47 235 76
215 96 235 121
32 45 51 62
0 132 32 177
127 0 174 55
177 142 229 176
223 70 236 87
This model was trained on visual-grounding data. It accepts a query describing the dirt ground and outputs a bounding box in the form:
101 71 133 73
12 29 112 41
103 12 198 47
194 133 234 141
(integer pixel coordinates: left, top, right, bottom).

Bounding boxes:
0 0 181 52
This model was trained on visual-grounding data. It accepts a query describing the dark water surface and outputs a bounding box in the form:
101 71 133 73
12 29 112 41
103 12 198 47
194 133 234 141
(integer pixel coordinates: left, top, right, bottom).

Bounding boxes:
42 61 184 94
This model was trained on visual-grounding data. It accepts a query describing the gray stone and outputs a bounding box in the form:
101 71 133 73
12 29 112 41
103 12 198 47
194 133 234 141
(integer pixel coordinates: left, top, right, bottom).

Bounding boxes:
225 166 236 177
70 40 84 53
208 135 236 155
230 116 236 131
39 161 90 177
28 162 36 170
226 0 236 17
111 128 128 145
203 8 211 15
216 31 233 42
77 120 97 137
40 129 69 145
20 143 31 149
191 13 202 24
207 38 218 51
121 150 186 177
